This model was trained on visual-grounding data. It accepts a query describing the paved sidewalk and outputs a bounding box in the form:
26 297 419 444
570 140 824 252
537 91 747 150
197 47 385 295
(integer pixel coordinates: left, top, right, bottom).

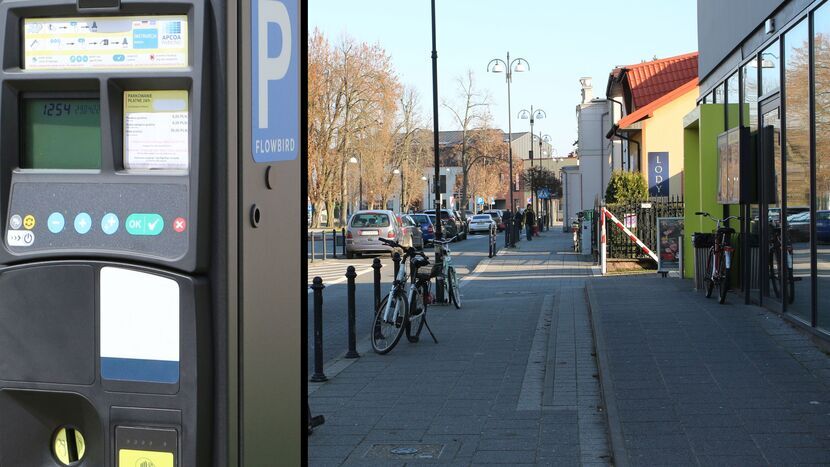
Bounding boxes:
308 229 611 465
588 276 830 466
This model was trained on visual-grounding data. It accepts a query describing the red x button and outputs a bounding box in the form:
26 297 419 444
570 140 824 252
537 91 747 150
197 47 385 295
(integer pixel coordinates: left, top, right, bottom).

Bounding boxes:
173 217 187 233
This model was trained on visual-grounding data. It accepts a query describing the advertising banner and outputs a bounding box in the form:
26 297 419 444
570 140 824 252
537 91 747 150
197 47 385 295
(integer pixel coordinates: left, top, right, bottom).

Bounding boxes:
648 152 669 196
657 217 684 273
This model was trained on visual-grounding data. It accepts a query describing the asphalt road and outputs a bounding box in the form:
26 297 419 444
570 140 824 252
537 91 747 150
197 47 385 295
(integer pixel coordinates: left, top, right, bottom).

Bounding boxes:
306 233 497 376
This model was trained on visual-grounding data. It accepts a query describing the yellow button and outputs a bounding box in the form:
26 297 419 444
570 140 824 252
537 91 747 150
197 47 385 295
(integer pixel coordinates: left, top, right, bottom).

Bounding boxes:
23 214 35 230
119 449 174 467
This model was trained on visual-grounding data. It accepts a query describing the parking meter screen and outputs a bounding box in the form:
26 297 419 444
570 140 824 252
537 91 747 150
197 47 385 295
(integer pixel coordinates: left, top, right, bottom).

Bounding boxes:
23 98 101 169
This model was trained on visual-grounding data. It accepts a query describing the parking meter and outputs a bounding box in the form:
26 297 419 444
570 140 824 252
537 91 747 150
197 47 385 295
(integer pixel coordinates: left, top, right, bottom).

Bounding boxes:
0 0 303 465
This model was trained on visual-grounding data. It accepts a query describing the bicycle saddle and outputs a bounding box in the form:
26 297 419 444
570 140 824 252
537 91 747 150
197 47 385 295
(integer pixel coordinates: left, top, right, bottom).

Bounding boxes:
717 227 736 234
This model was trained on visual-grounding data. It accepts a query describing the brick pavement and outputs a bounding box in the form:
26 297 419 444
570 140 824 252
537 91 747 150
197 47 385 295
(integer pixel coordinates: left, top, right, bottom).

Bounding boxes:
308 228 611 466
588 276 830 466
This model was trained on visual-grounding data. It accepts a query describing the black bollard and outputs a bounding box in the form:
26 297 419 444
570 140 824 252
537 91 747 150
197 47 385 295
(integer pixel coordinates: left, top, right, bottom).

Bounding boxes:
310 277 327 382
345 266 359 359
310 231 316 262
341 228 347 256
332 229 338 259
392 251 401 279
372 258 382 311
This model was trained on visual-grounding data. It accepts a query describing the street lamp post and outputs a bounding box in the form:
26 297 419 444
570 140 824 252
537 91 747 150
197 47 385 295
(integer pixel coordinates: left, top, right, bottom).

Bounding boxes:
518 106 546 219
488 52 529 247
349 156 362 211
539 133 552 226
393 168 404 212
421 175 428 211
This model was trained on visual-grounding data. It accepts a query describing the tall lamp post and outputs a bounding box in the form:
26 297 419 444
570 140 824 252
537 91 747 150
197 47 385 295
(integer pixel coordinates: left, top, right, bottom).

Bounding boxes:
488 52 529 246
538 133 552 228
393 168 404 212
518 106 545 216
421 175 429 210
349 156 362 211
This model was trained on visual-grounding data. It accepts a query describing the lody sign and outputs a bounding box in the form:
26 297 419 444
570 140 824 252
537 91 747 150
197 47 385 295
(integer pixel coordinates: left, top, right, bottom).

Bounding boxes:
647 152 669 196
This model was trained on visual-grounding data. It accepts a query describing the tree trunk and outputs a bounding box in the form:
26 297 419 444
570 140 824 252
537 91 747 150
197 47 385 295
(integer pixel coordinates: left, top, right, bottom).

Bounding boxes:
461 166 469 219
325 200 335 227
312 201 325 228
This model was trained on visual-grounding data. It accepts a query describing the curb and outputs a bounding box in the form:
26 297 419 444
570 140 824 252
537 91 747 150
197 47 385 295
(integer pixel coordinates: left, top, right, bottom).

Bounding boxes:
585 281 628 467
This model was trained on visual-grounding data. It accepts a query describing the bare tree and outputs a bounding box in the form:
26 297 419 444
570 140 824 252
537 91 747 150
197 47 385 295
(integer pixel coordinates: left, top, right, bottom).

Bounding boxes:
444 70 490 216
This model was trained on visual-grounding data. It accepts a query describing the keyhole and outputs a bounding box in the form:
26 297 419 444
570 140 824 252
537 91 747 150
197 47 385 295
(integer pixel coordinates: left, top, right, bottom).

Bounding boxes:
52 426 86 466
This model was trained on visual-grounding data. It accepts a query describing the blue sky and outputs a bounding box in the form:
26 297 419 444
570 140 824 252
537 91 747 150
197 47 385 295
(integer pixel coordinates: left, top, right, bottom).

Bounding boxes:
310 0 698 156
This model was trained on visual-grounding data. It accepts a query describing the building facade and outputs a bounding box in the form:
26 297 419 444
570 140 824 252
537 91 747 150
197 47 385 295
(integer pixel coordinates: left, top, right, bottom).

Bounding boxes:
693 0 830 337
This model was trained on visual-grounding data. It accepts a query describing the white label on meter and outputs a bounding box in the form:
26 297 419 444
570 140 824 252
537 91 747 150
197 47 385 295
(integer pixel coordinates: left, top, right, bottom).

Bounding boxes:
124 90 189 170
7 229 34 246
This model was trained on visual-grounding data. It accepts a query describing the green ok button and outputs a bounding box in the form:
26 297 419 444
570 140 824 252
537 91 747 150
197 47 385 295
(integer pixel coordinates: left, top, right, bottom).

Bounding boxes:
125 214 164 236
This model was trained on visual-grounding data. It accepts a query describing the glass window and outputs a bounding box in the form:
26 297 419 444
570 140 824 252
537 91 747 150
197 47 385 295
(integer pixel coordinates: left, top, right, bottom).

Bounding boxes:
784 18 811 322
703 93 712 104
815 3 830 332
727 72 740 128
742 62 759 130
761 39 781 96
350 212 391 227
714 83 725 104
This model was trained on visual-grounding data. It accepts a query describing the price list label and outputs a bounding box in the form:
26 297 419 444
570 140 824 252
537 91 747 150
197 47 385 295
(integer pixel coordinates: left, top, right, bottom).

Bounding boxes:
124 90 189 170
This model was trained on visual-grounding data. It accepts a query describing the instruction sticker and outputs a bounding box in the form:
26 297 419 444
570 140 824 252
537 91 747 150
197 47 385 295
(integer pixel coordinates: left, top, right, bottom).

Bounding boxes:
23 16 188 70
124 90 189 170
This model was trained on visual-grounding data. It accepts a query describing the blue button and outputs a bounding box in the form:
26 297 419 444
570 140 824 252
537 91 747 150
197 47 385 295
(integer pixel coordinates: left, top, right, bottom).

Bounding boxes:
74 213 92 234
101 213 119 235
47 212 65 234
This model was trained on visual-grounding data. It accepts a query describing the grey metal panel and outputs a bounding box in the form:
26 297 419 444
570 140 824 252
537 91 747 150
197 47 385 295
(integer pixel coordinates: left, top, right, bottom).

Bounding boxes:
239 0 301 464
698 0 785 80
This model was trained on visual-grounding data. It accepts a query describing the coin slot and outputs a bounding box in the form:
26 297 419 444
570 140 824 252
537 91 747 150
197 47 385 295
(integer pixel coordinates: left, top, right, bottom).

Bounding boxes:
52 426 86 466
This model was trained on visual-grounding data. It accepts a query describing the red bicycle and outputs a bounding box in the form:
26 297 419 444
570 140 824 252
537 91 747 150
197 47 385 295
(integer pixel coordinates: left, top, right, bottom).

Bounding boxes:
696 211 741 304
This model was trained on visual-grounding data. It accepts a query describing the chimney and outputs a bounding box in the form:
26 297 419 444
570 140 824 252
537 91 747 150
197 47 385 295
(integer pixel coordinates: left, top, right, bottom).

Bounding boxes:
579 77 593 104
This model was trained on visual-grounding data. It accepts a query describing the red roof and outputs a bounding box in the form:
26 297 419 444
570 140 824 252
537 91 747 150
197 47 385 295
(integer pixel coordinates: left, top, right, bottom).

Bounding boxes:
618 78 699 128
611 52 698 109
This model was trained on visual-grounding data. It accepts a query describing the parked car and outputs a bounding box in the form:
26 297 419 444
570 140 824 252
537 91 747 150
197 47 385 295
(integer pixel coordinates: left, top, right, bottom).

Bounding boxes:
423 209 466 240
484 210 505 231
345 210 405 259
408 213 435 246
401 214 424 250
787 211 811 243
468 213 496 234
816 210 830 244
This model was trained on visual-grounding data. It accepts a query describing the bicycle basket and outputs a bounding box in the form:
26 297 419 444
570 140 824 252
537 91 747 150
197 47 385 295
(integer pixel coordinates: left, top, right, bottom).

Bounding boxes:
693 233 715 248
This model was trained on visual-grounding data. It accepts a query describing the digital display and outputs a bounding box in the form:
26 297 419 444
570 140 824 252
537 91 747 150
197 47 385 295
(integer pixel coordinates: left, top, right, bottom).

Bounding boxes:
23 99 101 169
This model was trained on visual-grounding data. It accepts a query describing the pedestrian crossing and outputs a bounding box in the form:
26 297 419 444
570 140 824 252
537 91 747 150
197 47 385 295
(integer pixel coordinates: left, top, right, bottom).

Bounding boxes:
307 257 380 288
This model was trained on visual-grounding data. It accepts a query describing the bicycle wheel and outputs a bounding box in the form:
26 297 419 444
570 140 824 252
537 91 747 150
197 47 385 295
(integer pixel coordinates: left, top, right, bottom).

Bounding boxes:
448 267 462 309
705 249 715 298
406 286 426 343
769 250 781 298
717 255 729 304
372 293 408 354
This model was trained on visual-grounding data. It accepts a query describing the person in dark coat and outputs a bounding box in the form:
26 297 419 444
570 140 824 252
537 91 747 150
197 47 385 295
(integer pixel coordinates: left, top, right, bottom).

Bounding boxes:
524 204 535 241
502 210 513 247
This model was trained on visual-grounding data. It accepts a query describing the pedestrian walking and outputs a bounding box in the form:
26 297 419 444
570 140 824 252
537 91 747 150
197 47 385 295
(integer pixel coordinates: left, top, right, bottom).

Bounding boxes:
513 209 523 243
524 204 535 241
503 210 513 247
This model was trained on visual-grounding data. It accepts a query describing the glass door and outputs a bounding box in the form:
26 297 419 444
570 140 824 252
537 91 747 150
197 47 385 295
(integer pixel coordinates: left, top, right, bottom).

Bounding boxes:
759 99 783 311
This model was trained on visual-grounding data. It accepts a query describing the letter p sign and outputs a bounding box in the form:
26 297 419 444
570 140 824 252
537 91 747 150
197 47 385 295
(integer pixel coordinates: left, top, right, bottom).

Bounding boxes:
252 0 299 162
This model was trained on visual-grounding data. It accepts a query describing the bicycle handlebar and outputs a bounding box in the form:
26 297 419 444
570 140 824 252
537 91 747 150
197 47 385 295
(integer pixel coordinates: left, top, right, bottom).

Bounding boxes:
378 237 428 260
432 236 457 244
695 212 742 223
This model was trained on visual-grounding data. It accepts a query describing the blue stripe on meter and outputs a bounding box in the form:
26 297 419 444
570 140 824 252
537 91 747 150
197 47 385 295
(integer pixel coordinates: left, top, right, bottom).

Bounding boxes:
251 0 299 162
101 357 179 384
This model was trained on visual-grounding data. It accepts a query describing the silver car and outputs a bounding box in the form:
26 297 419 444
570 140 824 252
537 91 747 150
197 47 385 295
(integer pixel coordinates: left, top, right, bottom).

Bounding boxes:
345 210 405 258
468 214 496 234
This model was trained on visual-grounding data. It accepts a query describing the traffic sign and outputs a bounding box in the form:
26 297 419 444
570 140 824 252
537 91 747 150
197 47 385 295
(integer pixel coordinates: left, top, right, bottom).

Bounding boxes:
537 188 550 199
476 196 484 205
251 0 299 162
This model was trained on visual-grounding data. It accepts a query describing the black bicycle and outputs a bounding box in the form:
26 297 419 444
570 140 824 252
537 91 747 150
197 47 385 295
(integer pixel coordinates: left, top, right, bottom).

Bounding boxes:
768 226 797 304
696 211 740 304
371 238 438 354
